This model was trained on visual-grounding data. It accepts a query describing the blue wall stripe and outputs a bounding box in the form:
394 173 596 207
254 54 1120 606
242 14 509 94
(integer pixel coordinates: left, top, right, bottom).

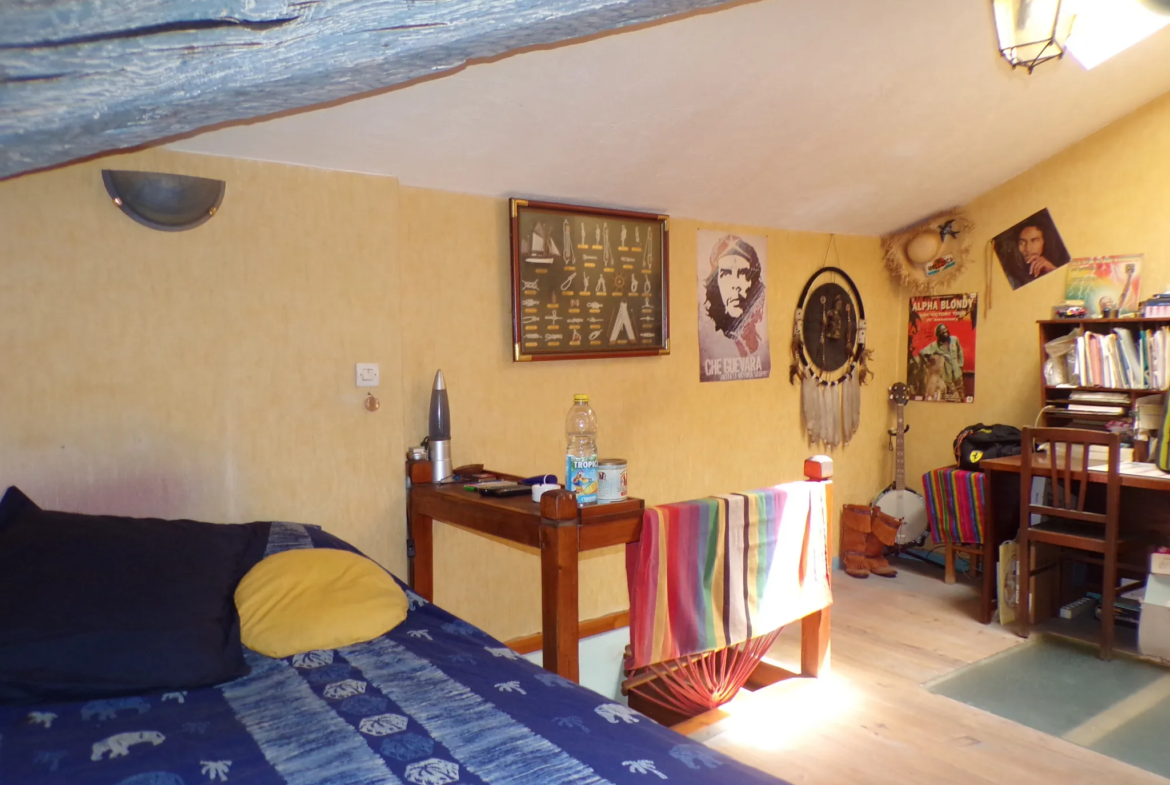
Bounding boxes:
343 640 612 785
220 652 402 785
264 521 313 556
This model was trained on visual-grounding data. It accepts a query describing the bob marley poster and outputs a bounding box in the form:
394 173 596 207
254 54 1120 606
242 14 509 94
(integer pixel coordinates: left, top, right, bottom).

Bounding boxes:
906 293 977 403
697 231 770 382
991 208 1071 290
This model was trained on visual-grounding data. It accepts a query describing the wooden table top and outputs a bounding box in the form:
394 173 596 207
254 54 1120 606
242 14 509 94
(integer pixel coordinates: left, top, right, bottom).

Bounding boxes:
413 481 642 517
410 480 644 549
981 454 1170 491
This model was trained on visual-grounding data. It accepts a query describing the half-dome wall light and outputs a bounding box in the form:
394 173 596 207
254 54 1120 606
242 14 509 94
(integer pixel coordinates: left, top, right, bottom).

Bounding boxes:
102 170 226 232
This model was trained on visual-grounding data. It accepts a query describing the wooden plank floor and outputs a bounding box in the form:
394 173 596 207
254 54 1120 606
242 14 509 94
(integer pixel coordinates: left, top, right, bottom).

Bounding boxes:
691 559 1169 785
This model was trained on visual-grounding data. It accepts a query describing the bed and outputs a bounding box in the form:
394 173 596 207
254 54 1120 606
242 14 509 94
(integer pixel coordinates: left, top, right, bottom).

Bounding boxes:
1 519 792 785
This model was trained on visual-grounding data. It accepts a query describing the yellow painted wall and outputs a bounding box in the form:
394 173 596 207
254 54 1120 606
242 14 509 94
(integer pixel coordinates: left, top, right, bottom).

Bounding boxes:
0 150 408 572
903 90 1170 488
1 149 903 644
400 187 904 639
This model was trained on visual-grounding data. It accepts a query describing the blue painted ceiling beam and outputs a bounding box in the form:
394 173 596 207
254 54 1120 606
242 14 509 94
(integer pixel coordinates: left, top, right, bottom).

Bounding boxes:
0 0 736 179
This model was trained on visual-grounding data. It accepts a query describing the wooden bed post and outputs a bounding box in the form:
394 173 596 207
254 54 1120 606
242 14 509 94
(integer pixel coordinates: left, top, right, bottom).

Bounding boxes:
407 460 435 602
539 489 581 683
801 456 833 678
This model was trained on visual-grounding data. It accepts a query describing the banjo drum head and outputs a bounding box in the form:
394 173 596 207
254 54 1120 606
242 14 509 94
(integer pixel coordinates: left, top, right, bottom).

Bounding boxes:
874 489 929 545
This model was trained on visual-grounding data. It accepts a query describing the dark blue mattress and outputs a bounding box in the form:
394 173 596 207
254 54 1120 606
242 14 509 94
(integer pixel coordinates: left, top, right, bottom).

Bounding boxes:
0 523 789 785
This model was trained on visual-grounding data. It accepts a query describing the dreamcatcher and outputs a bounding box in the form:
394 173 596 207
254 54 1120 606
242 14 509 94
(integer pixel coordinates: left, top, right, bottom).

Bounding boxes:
789 264 872 448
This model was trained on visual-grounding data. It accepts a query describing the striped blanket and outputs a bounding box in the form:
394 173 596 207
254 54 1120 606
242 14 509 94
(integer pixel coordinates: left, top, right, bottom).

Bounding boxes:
922 467 985 545
625 482 831 671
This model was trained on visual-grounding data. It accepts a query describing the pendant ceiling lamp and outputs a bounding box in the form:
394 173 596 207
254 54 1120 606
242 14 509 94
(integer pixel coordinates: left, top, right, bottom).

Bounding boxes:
993 0 1170 73
992 0 1074 73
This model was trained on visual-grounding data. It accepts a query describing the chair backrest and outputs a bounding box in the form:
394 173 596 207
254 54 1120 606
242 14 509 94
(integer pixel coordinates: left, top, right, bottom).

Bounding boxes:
1020 427 1121 529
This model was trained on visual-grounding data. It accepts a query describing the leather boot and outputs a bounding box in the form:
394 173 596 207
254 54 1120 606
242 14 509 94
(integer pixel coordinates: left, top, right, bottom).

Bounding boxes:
865 532 898 578
870 508 902 547
840 504 873 579
867 507 900 577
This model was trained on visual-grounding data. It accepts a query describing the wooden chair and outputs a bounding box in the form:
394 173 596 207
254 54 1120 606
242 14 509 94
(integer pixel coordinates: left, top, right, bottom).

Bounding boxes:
1018 427 1141 660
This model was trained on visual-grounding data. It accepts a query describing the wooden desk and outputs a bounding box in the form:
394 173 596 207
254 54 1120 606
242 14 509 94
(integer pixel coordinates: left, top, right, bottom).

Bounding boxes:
978 454 1170 624
407 461 644 683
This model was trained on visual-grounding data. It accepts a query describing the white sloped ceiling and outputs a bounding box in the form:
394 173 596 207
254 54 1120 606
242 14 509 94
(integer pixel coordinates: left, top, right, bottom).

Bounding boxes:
170 0 1170 235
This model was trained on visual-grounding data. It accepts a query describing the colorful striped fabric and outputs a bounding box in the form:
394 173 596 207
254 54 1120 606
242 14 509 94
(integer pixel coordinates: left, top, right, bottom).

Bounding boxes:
922 467 986 545
625 482 831 671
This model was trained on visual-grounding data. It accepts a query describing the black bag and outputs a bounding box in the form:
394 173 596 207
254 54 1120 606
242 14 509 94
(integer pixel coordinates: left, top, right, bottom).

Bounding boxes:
953 423 1022 471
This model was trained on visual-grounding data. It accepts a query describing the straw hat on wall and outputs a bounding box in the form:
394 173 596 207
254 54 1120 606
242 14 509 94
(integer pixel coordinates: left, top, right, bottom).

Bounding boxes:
882 210 973 294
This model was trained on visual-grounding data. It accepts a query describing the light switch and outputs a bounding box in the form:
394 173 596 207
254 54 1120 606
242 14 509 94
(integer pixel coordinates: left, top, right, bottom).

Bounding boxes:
356 363 379 387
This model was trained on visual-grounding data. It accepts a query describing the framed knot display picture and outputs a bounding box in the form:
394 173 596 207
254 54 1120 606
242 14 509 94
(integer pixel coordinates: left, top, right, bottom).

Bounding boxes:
510 199 670 362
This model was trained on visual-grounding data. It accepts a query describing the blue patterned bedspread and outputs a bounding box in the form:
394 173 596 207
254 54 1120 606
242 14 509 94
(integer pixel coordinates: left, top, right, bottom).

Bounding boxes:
1 523 789 785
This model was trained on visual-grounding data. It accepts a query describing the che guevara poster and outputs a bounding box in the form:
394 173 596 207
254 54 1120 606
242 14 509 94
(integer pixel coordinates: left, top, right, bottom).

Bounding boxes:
906 293 977 403
697 231 770 383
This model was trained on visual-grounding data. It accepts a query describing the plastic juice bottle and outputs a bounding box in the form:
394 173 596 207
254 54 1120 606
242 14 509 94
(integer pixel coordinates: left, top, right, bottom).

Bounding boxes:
565 394 599 505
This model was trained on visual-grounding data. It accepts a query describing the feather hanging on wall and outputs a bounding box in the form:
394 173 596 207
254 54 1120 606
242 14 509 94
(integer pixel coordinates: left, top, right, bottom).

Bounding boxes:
789 247 872 449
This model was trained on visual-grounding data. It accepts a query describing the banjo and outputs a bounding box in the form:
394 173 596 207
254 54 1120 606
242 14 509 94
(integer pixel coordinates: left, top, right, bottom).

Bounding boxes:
874 382 928 545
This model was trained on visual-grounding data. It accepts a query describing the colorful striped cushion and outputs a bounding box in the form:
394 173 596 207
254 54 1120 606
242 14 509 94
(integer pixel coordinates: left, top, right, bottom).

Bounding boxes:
923 467 985 545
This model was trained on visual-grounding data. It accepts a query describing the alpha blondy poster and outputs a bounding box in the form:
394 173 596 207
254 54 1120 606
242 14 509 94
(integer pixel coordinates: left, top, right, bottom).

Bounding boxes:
906 293 977 403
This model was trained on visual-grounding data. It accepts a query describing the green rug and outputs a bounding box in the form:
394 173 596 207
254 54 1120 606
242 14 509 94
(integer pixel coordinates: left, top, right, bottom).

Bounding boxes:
928 635 1170 778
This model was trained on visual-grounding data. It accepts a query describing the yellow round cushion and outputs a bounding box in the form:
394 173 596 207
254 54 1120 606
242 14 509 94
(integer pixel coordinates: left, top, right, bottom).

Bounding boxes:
235 548 407 658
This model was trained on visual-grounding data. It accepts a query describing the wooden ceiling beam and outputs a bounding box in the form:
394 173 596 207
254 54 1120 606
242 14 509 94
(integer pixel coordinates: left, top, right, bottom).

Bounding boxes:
0 0 734 179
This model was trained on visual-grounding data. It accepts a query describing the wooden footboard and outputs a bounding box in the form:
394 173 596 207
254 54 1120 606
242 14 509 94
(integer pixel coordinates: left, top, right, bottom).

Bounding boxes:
799 457 833 679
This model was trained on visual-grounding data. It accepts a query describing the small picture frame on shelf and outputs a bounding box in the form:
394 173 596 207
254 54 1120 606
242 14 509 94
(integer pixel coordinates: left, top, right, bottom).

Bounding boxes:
509 199 669 362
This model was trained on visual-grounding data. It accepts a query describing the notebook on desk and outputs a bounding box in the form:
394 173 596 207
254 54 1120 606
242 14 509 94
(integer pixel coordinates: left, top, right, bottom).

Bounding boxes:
1086 461 1170 478
1042 442 1134 464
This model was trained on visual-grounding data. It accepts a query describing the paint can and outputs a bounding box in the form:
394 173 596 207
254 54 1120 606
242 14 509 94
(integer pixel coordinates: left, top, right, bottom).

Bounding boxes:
597 459 628 503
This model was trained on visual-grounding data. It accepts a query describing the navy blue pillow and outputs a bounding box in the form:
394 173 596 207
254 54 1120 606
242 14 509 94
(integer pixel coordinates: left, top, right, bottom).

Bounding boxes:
0 486 38 534
0 490 270 703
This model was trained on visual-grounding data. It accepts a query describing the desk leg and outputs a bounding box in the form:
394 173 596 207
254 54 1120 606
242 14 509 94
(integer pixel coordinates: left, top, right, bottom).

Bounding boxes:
800 606 831 677
413 512 434 603
980 470 997 625
540 522 580 683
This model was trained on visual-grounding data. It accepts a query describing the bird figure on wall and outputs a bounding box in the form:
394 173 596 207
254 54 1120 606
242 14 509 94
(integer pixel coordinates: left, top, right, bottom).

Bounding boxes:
938 219 960 242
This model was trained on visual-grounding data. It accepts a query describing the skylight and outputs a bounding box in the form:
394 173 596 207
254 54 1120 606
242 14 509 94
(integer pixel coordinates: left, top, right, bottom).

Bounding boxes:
1065 0 1170 69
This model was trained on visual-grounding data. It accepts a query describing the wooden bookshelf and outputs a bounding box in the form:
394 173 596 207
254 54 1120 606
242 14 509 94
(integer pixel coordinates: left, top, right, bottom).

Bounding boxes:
1038 317 1170 327
1038 316 1170 428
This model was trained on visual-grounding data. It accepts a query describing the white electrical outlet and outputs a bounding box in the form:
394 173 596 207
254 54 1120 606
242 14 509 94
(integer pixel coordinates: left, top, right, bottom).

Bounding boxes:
356 363 379 387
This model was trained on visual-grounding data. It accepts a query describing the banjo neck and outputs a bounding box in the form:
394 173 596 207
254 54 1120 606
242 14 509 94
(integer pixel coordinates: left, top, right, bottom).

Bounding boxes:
895 399 906 492
880 381 925 546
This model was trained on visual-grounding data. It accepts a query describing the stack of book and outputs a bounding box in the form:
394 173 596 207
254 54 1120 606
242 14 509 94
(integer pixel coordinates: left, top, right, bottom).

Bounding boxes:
1143 294 1170 318
1047 441 1135 463
1073 326 1170 390
1063 390 1131 416
1095 595 1142 627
